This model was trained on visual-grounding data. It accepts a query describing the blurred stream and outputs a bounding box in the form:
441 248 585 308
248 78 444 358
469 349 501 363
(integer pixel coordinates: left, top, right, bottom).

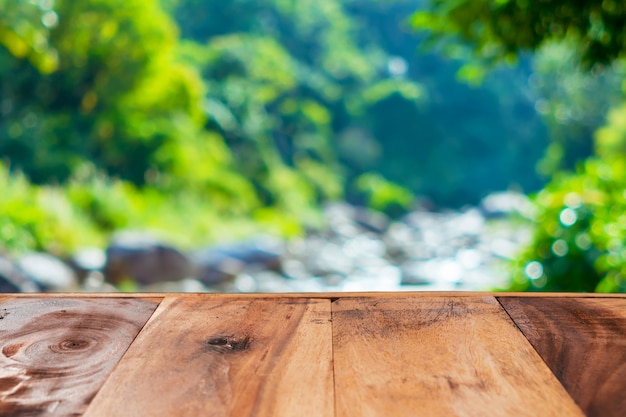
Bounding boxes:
131 191 533 293
1 192 534 293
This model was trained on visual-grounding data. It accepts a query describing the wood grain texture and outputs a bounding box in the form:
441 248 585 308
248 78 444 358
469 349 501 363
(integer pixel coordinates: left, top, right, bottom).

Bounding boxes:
0 297 159 417
499 297 626 417
84 297 333 417
332 296 585 417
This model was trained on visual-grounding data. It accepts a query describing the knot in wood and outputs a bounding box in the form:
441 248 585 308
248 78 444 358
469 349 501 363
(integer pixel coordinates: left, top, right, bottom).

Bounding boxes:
205 336 251 352
48 337 94 354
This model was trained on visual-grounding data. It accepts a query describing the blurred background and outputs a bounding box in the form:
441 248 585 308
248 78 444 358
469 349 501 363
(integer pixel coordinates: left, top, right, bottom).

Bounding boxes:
1 0 626 293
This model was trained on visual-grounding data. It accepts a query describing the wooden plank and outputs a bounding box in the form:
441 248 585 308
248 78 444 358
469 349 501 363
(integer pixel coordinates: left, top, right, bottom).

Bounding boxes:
499 297 626 417
0 297 159 417
84 297 333 417
332 296 585 417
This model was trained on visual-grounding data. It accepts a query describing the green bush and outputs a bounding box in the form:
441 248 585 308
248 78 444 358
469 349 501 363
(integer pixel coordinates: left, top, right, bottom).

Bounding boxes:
511 156 626 292
0 163 314 256
355 173 414 217
511 99 626 293
0 164 104 254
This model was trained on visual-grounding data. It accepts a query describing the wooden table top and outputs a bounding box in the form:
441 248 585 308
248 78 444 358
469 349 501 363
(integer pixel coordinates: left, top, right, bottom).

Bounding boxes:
0 292 624 417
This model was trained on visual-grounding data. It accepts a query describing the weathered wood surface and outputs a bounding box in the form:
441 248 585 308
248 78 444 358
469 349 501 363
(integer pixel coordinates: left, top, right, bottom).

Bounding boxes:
332 296 585 417
83 297 333 417
499 297 626 417
0 297 159 417
2 294 625 417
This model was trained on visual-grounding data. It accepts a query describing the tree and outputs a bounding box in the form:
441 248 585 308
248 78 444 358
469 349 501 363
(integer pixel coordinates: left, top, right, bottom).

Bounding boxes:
174 0 556 210
413 0 626 292
173 0 421 215
413 0 626 67
530 42 625 175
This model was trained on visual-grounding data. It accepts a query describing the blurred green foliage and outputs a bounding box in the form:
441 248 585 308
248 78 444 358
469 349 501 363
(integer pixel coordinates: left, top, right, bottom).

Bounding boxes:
174 0 560 209
0 0 555 224
412 0 626 67
0 0 59 73
0 162 273 254
413 0 626 292
511 154 626 292
518 56 626 293
2 0 626 295
0 0 215 186
355 172 414 216
531 42 626 175
0 163 102 253
0 0 321 254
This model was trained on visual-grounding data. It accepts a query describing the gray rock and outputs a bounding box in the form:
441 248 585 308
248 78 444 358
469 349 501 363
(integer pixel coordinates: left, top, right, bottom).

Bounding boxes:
400 262 432 285
0 253 39 292
16 195 529 294
479 191 534 219
69 247 106 283
81 271 118 292
189 252 243 286
17 252 77 291
353 207 390 234
189 238 283 286
0 272 20 292
73 247 106 270
141 278 209 293
104 232 191 285
324 203 389 235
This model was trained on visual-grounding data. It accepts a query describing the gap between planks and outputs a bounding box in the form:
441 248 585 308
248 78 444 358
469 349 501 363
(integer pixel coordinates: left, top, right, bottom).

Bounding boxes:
5 292 626 300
